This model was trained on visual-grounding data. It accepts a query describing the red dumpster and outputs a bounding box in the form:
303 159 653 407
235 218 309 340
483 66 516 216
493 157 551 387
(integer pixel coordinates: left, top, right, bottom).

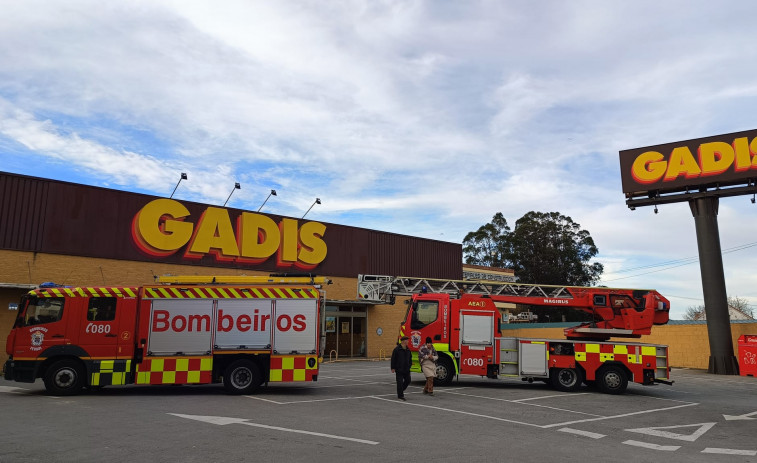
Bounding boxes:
738 335 757 377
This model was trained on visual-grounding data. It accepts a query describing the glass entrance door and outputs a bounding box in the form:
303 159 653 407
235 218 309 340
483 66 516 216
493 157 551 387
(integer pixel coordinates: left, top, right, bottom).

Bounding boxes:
324 306 366 358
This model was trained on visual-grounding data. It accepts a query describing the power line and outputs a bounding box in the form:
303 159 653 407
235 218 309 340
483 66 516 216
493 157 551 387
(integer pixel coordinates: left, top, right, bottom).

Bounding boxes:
600 241 757 282
602 241 757 275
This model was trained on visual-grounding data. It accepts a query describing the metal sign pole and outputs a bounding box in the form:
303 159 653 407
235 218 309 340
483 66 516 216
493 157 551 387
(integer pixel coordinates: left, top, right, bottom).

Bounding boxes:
689 196 739 374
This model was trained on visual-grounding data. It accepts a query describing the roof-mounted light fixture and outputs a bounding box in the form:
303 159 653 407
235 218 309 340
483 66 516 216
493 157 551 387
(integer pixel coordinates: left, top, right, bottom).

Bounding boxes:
223 182 241 207
169 172 188 199
302 198 321 219
258 189 277 212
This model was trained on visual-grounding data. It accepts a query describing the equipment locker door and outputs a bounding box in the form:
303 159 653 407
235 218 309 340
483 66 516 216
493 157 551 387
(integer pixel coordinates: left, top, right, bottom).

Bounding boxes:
519 340 548 376
71 296 137 360
75 297 123 358
459 310 494 376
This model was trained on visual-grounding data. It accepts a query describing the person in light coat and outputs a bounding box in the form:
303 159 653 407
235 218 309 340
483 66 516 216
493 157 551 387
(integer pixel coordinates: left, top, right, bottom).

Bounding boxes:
418 337 438 395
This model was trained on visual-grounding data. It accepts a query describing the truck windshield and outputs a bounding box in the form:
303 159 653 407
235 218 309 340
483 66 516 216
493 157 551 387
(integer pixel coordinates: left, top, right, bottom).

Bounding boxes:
19 297 65 327
411 300 438 329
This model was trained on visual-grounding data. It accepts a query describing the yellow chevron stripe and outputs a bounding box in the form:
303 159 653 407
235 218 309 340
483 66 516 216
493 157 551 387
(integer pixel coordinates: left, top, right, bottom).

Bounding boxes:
217 287 230 298
204 288 218 298
228 288 242 298
125 288 137 297
168 287 182 298
158 287 172 298
101 288 113 297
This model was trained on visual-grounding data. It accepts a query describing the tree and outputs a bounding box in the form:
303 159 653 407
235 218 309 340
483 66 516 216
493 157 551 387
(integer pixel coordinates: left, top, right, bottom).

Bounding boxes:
684 305 706 321
463 211 604 323
506 211 603 286
463 212 511 268
684 296 755 320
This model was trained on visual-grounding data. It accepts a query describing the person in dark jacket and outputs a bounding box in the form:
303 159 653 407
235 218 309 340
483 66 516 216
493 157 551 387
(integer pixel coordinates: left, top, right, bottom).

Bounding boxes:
391 336 412 401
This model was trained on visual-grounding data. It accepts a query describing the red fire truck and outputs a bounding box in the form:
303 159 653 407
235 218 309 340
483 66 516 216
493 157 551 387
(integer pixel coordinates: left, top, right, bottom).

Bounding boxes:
359 275 673 394
4 275 328 396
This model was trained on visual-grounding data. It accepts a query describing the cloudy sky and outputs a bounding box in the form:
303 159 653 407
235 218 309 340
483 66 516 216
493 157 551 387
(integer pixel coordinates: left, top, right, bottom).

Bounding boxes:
1 1 756 318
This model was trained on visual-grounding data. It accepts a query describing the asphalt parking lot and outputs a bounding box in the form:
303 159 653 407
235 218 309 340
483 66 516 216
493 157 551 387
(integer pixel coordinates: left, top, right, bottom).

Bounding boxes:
1 362 756 462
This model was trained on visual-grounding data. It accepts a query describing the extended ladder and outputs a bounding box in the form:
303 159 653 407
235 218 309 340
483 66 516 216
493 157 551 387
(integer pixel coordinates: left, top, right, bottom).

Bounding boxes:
357 274 580 303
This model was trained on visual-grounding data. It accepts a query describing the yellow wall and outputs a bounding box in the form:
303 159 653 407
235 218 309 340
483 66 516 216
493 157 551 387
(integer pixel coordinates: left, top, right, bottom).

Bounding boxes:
503 322 757 370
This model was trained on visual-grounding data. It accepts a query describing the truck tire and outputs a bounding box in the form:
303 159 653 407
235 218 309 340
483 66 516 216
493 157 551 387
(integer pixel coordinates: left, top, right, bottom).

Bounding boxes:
43 359 85 396
596 365 628 394
549 367 583 392
434 356 455 387
223 360 262 395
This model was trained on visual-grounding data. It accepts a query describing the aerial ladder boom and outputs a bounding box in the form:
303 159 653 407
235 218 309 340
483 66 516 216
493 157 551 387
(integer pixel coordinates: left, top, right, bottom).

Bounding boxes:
358 274 670 340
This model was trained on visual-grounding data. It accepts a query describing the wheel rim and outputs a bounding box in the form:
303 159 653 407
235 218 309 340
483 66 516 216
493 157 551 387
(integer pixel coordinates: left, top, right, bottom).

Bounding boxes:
54 368 76 389
557 369 578 387
231 367 252 389
604 371 622 389
436 364 448 381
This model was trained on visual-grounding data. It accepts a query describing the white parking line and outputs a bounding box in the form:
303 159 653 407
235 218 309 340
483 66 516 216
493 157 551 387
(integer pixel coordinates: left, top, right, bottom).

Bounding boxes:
542 402 699 428
372 396 545 428
512 393 590 402
558 428 606 439
281 380 393 389
628 393 696 404
248 392 404 404
444 390 603 417
701 448 757 456
319 373 393 380
623 440 680 451
170 413 379 445
0 386 30 394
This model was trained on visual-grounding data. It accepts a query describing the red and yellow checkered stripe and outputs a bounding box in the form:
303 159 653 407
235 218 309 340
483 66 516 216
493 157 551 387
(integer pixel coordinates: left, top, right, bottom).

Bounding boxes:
143 286 319 299
136 356 213 385
30 287 139 298
90 359 133 386
574 343 658 368
268 355 318 382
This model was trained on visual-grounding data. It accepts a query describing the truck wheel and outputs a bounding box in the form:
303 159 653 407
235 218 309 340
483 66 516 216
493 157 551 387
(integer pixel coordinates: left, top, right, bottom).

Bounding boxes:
223 360 262 395
596 365 628 394
549 367 583 392
434 356 456 387
43 359 85 396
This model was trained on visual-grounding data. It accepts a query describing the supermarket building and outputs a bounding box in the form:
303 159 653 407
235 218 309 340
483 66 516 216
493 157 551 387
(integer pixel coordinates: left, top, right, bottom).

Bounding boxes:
1 172 501 365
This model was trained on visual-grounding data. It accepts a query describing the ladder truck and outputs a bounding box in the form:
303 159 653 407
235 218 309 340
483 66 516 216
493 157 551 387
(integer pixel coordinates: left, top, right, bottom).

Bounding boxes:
4 275 328 396
358 275 672 394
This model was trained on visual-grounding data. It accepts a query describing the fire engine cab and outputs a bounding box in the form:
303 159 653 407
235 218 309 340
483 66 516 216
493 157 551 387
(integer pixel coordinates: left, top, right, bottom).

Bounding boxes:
359 275 673 394
4 275 327 396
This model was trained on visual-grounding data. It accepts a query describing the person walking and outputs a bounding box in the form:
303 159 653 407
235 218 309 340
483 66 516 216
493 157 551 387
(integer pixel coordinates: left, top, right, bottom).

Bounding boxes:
391 336 412 401
418 337 438 396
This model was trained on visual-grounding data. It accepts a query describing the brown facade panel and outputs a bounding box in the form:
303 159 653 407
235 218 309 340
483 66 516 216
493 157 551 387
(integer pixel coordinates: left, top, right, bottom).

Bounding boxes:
0 173 49 250
0 172 462 280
